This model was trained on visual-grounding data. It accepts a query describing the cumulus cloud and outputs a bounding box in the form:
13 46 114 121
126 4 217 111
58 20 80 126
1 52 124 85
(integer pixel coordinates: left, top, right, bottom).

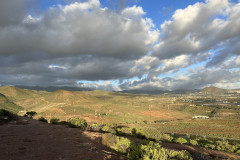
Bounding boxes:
0 0 158 60
153 0 240 64
0 0 35 26
78 81 121 91
0 0 239 90
0 0 159 86
120 67 240 90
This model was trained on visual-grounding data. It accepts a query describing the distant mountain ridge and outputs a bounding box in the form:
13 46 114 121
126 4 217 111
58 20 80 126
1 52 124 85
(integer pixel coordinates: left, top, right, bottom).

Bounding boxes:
0 85 238 96
201 86 227 94
16 85 92 92
119 89 200 95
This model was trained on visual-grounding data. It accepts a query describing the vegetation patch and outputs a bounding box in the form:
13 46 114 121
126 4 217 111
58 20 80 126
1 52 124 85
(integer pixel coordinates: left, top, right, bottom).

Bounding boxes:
50 117 60 124
174 137 188 144
127 141 192 160
0 109 18 121
68 117 88 129
38 117 48 123
102 133 131 153
24 111 37 119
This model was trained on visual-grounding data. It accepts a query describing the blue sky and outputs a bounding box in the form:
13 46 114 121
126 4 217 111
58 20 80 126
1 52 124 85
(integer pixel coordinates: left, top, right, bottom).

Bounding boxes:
0 0 240 90
39 0 206 26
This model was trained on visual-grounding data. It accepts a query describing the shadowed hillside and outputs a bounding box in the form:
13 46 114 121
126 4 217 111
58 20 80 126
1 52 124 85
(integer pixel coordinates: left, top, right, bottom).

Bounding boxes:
0 93 23 113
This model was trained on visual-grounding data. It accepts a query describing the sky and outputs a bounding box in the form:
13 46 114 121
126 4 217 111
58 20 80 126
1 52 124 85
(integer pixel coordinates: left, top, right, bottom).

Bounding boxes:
0 0 240 91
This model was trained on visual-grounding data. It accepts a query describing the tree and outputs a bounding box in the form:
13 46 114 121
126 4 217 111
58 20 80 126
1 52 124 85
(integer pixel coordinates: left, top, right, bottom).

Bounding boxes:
25 111 37 119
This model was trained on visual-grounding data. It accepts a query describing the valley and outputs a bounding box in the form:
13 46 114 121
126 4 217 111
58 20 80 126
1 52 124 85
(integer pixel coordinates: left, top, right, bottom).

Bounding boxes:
0 86 240 159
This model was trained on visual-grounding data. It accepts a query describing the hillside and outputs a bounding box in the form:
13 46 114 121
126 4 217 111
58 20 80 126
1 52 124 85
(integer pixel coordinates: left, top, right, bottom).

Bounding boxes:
0 117 124 160
0 86 240 159
0 86 240 139
201 86 227 94
16 85 92 92
0 93 23 113
0 86 47 100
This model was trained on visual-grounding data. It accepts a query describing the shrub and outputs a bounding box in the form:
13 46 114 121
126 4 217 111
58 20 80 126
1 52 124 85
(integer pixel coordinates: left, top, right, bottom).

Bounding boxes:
143 129 173 142
102 133 117 148
101 125 116 134
131 128 137 135
131 128 146 139
204 144 216 150
25 111 37 119
120 127 132 135
236 150 240 155
58 121 69 125
0 109 18 120
38 117 48 123
190 139 198 146
127 141 192 160
162 134 174 142
68 118 88 129
116 128 125 136
174 137 188 144
50 118 59 124
88 123 102 131
102 133 131 153
115 136 131 153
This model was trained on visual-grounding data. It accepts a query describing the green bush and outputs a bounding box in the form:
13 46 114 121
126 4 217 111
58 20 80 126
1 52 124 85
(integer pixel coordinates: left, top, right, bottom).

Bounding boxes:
50 118 59 124
127 141 192 160
142 129 173 142
131 128 137 135
236 150 240 155
190 139 198 146
204 143 215 150
38 117 48 123
131 128 146 139
116 128 125 136
115 136 131 153
58 121 69 125
197 140 239 153
68 118 88 129
102 133 131 153
101 125 116 134
25 111 37 119
0 109 18 120
174 138 188 144
120 127 132 135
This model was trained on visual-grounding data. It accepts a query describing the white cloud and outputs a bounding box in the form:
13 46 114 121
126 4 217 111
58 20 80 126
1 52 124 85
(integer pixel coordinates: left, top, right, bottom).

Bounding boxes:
121 5 146 18
78 81 121 91
0 0 158 60
153 0 239 63
62 0 100 13
0 0 239 90
121 67 240 90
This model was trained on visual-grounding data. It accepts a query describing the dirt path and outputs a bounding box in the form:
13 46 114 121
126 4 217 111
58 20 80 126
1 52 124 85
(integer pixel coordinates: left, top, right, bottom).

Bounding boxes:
0 117 125 160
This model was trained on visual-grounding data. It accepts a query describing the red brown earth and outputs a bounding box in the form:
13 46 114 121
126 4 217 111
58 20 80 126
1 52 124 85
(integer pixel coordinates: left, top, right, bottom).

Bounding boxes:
0 117 125 160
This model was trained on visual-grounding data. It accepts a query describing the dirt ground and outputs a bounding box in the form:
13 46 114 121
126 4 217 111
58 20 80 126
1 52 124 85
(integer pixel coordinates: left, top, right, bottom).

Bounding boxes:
141 110 191 120
0 117 125 160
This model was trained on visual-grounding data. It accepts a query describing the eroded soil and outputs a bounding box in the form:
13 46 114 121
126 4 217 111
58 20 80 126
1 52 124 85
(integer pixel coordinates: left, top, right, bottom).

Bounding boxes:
0 117 125 160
